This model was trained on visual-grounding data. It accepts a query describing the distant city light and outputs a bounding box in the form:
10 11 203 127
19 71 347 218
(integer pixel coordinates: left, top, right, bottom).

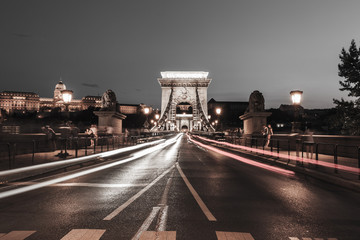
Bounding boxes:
144 107 150 114
216 108 222 115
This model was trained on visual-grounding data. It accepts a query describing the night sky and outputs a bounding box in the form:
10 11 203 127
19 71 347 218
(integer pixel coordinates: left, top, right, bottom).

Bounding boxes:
1 0 360 109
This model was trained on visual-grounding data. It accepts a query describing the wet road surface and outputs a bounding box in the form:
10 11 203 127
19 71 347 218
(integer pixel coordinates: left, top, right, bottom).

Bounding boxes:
0 134 359 240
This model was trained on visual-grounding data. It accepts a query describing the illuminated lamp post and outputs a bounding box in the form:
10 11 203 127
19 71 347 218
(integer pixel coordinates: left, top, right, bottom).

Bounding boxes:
58 89 73 158
215 107 222 131
61 90 73 112
143 107 150 130
290 90 303 133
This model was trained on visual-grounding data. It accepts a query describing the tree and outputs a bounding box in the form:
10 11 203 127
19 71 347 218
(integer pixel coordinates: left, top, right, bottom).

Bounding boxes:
333 39 360 135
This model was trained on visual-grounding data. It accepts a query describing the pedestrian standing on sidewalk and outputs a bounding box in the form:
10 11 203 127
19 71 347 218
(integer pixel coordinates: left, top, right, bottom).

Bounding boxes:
42 125 57 151
304 128 315 159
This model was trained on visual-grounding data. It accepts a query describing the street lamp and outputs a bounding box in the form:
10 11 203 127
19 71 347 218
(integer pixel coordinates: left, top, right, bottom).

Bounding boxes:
215 107 222 131
290 90 303 105
216 108 222 115
290 90 303 132
61 90 73 112
143 107 150 130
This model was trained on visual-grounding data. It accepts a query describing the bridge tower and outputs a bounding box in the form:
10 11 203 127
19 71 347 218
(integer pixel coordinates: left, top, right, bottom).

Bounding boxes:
154 71 215 132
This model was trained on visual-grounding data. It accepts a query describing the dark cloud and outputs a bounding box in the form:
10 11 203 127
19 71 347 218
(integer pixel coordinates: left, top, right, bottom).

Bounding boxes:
12 32 31 38
82 83 99 88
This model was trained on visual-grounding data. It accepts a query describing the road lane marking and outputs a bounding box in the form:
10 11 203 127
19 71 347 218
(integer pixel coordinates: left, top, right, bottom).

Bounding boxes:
103 165 175 221
216 231 255 240
139 231 176 240
0 231 36 240
176 163 216 222
156 171 174 232
8 182 148 188
60 229 106 240
157 205 169 232
132 207 161 240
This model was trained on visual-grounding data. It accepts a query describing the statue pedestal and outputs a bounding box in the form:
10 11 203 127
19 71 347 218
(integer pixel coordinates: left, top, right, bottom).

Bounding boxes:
240 112 272 135
94 111 126 135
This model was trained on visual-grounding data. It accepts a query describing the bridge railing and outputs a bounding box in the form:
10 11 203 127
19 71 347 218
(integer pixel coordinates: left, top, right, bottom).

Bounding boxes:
0 132 174 171
194 132 360 180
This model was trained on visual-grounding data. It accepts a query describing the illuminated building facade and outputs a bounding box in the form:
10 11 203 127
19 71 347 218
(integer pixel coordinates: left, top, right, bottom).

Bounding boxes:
0 81 138 114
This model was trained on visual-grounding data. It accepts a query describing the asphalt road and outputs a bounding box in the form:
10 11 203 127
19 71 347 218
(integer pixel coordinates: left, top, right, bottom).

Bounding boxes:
0 134 359 240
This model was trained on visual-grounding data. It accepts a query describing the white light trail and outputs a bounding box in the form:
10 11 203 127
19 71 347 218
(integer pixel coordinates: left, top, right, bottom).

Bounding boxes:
0 134 182 200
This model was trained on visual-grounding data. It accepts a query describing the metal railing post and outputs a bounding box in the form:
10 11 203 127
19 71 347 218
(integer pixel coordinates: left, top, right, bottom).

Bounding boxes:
64 139 68 159
85 136 88 156
270 139 273 152
93 138 96 153
7 143 11 169
315 143 319 168
301 142 304 159
101 138 103 152
32 140 36 165
75 139 78 158
13 143 16 168
358 147 360 180
277 140 280 156
107 137 109 151
287 140 290 164
334 144 338 173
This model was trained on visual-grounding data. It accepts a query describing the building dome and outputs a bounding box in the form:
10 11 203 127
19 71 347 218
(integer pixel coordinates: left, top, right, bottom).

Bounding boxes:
54 80 67 101
55 81 66 91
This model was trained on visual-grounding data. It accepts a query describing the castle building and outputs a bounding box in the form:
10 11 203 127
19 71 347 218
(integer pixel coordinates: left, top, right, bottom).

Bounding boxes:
0 91 40 113
0 81 137 114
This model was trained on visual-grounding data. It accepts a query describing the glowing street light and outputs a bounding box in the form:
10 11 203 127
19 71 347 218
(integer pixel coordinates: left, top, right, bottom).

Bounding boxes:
216 108 222 115
290 90 303 132
143 107 150 129
144 107 150 115
290 90 303 105
61 90 73 112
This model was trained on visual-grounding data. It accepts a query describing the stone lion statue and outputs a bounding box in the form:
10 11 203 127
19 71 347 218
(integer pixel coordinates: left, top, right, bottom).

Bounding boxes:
101 89 117 111
246 90 265 113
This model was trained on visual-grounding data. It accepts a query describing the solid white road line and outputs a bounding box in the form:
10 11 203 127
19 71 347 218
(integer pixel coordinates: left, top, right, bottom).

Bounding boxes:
103 165 175 221
131 207 161 240
176 162 216 222
157 205 169 232
60 229 106 240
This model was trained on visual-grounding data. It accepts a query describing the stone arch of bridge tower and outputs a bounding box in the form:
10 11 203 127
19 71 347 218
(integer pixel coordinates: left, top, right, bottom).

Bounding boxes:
153 71 215 132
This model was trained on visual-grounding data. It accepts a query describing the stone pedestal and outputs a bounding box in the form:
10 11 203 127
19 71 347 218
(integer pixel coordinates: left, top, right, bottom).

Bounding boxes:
94 111 126 135
240 112 272 135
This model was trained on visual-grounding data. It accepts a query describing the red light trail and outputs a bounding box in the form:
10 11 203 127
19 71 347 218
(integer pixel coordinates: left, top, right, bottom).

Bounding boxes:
192 135 360 175
187 135 295 177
